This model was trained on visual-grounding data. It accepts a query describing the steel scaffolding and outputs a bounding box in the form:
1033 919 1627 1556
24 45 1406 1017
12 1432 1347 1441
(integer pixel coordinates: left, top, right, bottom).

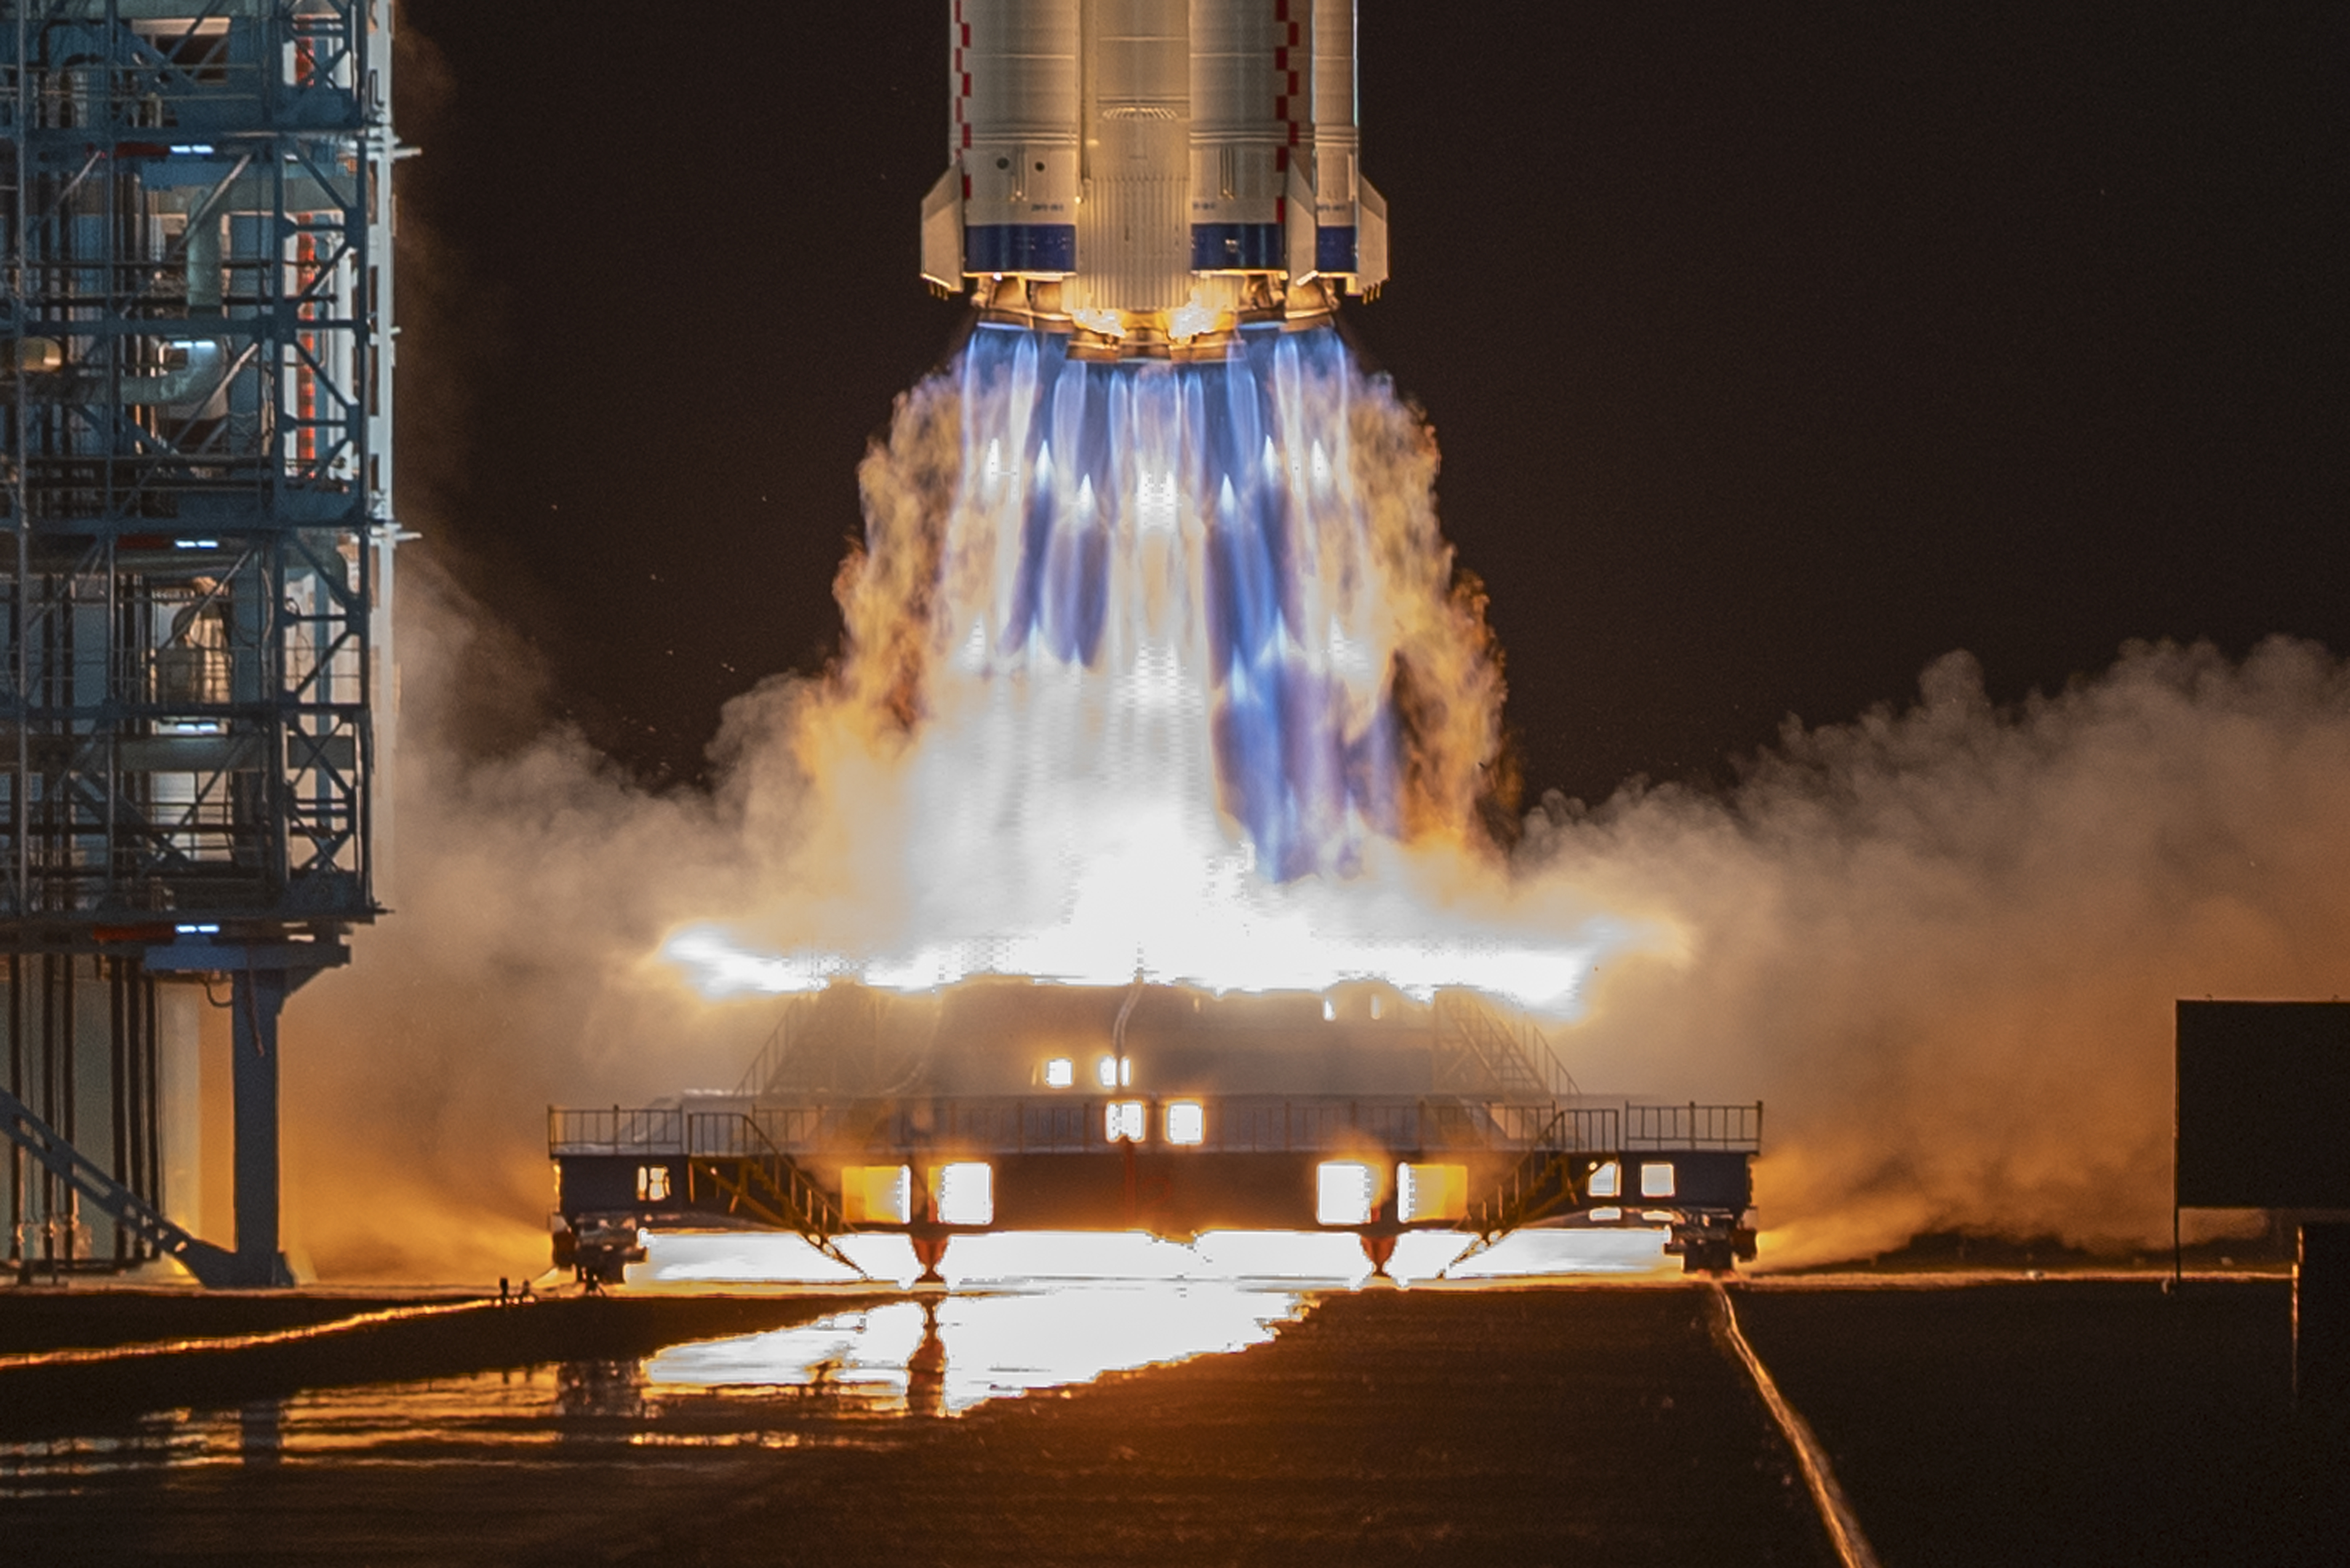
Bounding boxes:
1 0 397 1285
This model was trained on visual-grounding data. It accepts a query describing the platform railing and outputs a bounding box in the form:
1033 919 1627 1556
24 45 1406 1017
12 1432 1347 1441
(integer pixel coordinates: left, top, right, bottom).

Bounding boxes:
548 1107 686 1155
552 1098 1725 1158
1622 1103 1764 1151
553 1095 1620 1159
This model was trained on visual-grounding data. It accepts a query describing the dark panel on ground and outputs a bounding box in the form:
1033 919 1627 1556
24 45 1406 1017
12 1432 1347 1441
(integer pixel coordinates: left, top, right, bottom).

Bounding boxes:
2176 1000 2350 1209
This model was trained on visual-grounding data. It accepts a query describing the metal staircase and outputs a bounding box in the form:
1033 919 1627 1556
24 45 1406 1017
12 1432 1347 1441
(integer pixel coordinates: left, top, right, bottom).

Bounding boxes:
733 984 931 1099
1464 1105 1585 1243
685 1112 860 1271
1432 991 1570 1100
0 1086 249 1287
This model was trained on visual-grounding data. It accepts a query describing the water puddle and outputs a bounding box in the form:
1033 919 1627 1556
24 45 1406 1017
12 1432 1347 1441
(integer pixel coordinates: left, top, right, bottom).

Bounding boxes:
0 1282 1308 1495
0 1226 1680 1496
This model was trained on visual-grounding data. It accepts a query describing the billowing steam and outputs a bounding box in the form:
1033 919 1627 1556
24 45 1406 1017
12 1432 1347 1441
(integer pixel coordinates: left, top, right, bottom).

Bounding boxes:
1526 637 2350 1265
278 322 2347 1281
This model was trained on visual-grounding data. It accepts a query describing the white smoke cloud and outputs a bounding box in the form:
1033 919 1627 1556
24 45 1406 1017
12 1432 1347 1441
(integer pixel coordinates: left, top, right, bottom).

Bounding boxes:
1523 636 2350 1265
280 256 2343 1279
278 567 807 1282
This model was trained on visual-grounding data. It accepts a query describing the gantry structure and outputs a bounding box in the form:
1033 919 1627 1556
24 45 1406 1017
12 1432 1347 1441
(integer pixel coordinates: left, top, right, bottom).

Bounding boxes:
1 0 397 1286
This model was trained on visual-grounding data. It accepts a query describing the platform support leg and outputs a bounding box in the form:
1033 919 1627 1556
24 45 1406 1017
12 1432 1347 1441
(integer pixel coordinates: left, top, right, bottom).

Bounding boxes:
231 968 292 1287
911 1229 950 1285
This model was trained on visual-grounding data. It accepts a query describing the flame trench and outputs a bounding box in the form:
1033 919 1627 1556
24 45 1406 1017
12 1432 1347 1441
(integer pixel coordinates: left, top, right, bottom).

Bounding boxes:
674 324 1614 1009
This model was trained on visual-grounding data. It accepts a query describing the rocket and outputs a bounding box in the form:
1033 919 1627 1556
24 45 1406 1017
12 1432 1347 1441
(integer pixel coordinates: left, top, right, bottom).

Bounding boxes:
923 0 1387 356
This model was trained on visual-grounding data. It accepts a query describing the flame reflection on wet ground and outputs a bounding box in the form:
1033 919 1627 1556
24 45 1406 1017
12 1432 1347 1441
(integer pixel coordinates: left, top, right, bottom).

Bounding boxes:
0 1229 1675 1495
633 1223 1674 1289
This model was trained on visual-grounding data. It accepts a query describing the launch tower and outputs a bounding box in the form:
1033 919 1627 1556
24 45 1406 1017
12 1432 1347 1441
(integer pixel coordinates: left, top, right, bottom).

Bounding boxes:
0 0 399 1286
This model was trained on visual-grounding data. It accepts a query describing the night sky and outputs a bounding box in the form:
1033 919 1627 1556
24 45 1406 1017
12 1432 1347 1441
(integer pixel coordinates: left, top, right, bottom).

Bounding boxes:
393 3 2344 808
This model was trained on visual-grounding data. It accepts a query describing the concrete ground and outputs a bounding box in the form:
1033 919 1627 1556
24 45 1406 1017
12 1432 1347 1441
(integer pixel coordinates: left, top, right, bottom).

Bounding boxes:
1 1276 2338 1565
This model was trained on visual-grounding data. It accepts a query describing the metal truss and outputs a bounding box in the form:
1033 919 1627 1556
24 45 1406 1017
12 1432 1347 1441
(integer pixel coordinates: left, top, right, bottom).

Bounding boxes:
1 1 399 1285
2 0 396 935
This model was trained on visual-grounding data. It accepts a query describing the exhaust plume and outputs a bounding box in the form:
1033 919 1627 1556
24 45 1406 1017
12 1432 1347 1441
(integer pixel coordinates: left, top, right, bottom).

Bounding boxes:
280 319 2342 1279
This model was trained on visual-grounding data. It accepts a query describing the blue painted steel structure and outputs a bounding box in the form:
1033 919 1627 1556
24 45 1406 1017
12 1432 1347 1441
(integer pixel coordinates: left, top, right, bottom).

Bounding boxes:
1 1 398 1287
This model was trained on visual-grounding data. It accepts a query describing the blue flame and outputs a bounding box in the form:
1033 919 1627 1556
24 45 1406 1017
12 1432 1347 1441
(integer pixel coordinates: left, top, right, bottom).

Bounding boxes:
952 324 1400 882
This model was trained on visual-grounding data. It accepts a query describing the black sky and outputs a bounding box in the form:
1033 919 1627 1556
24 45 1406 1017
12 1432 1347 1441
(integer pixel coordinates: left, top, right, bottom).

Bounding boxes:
394 2 2345 806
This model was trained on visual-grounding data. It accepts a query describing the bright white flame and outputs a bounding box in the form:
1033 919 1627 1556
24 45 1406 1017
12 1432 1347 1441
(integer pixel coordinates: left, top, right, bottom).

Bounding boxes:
1043 1057 1073 1088
1164 1100 1205 1145
1105 1100 1145 1143
933 1162 994 1226
632 1227 1660 1291
662 327 1645 1017
1316 1161 1376 1226
1166 294 1221 341
665 916 1620 1018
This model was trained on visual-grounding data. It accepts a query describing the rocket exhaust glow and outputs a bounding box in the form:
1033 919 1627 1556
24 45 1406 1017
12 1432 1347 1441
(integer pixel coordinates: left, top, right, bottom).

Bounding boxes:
662 3 1635 1013
669 321 1628 1010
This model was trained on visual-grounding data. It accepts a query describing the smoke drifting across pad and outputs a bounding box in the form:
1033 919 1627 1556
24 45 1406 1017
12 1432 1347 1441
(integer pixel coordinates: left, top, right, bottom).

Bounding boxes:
275 321 2350 1284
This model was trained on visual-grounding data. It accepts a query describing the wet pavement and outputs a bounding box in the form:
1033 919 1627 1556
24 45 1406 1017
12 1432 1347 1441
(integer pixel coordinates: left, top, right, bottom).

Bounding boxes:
3 1272 2331 1564
4 1279 1834 1566
1733 1278 2345 1567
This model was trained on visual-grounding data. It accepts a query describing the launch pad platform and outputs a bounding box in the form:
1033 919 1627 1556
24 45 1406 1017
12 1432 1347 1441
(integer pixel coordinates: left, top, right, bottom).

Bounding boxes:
548 981 1762 1281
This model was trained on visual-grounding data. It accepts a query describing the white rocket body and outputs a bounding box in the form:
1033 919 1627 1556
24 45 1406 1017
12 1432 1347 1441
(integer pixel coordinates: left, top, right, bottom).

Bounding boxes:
923 0 1386 343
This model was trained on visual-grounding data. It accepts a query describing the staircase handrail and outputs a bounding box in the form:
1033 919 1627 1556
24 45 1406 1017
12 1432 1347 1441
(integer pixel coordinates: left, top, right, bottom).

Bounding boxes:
1434 990 1575 1099
1465 1103 1577 1242
0 1085 242 1287
731 999 805 1099
690 1110 858 1266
